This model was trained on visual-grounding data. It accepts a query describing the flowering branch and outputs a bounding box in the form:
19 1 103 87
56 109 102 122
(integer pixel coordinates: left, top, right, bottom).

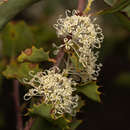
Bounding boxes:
13 80 23 130
0 0 41 30
54 0 86 67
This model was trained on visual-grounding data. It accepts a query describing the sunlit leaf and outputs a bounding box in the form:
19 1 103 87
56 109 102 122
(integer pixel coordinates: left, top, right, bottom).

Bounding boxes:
2 61 41 84
18 46 49 62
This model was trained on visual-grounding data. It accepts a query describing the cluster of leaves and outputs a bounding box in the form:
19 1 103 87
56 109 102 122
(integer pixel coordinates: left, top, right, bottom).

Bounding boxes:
0 0 129 129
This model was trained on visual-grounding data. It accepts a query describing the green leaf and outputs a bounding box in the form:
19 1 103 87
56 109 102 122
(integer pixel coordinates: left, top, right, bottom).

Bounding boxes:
29 103 52 119
31 24 56 50
70 53 83 70
29 103 72 129
31 117 58 130
0 60 6 72
2 61 41 84
1 21 34 57
98 0 130 15
115 12 130 31
104 0 117 6
77 82 101 102
76 98 85 112
53 117 82 130
29 102 82 129
122 4 130 17
52 117 70 129
18 46 49 62
69 119 82 130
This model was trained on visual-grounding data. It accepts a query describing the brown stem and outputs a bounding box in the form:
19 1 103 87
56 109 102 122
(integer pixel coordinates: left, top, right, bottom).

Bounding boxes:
77 0 86 12
54 47 65 67
13 80 23 130
24 118 34 130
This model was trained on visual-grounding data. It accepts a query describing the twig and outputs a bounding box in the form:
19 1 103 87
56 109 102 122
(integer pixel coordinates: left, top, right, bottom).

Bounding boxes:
24 118 34 130
54 47 65 67
77 0 86 12
13 80 23 130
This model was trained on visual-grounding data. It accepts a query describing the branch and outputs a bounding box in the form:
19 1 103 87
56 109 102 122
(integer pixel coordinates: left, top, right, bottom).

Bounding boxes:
77 0 86 12
54 0 86 66
24 118 34 130
0 0 41 30
13 80 23 130
54 47 65 67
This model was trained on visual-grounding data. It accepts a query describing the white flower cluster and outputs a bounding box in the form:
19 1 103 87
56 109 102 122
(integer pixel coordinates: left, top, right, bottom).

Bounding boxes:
54 10 104 81
23 67 79 119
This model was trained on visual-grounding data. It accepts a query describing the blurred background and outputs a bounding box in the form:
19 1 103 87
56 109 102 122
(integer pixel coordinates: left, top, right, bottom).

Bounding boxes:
0 0 130 130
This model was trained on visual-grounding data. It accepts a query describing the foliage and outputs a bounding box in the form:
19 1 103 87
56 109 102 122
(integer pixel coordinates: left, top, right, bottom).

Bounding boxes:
0 0 129 130
78 82 101 102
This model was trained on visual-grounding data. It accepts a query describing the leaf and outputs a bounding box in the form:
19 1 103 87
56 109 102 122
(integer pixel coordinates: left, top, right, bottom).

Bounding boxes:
122 4 130 17
69 119 82 130
99 1 130 31
29 103 52 119
53 117 82 130
31 24 57 50
115 12 130 31
77 82 101 102
104 0 118 6
1 21 34 57
31 117 58 130
29 103 72 129
52 117 70 129
98 0 130 15
29 102 82 129
2 61 41 84
18 46 49 62
0 60 6 72
70 53 83 70
76 98 85 112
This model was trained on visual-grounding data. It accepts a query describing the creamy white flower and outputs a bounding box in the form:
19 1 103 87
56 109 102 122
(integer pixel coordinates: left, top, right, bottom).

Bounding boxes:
23 66 78 119
53 10 104 81
54 10 104 49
